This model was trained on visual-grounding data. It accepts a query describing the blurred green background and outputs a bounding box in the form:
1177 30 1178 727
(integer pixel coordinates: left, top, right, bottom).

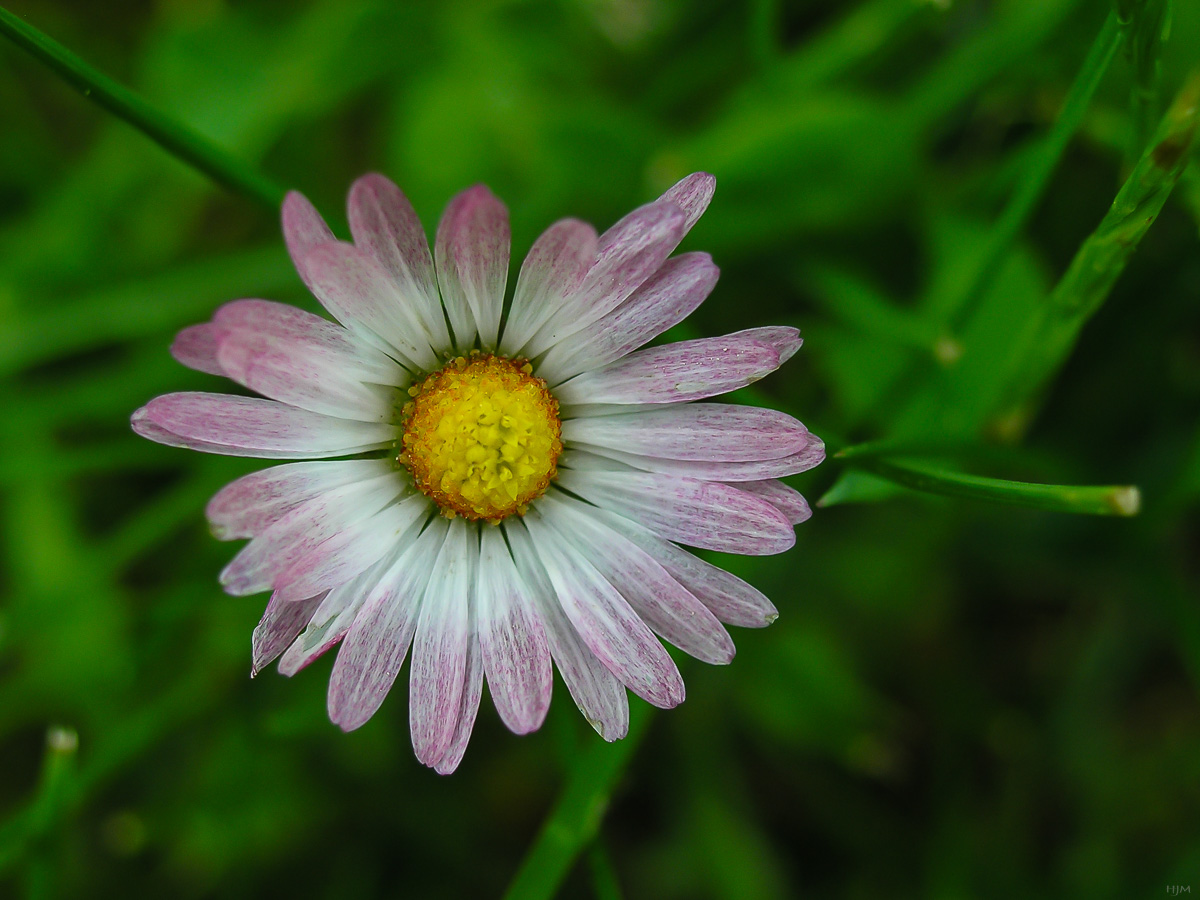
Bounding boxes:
2 0 1199 897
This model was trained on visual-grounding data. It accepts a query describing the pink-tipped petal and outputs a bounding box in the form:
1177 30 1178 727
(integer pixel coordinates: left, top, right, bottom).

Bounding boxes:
539 252 718 383
409 518 475 766
215 328 394 423
432 634 484 775
273 494 429 603
525 201 687 357
251 591 327 676
477 527 552 735
738 480 812 525
577 437 826 482
732 325 802 365
171 323 226 376
325 519 448 729
606 512 780 627
207 459 393 541
506 520 629 740
562 404 809 462
282 191 335 291
213 299 404 385
434 185 510 350
553 334 781 406
347 173 450 349
303 241 439 370
660 172 716 234
218 473 402 596
280 562 389 677
543 494 734 665
133 393 398 459
525 511 685 709
500 219 598 356
556 465 795 556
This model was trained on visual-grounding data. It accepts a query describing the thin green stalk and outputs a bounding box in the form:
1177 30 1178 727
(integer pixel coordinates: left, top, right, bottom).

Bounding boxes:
999 69 1200 419
944 11 1122 333
503 706 651 900
0 6 287 210
842 456 1141 516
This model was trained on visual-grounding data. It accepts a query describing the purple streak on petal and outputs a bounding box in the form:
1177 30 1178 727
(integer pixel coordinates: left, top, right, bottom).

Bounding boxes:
660 172 716 234
730 325 802 365
272 494 429 602
216 329 394 423
575 436 826 482
213 299 403 384
282 191 335 291
557 465 795 555
477 527 552 735
325 519 447 729
538 252 718 382
434 185 511 350
604 512 780 627
251 591 327 676
501 218 598 356
553 334 781 406
134 392 398 458
505 520 629 740
737 480 812 525
432 633 483 774
171 323 226 376
524 201 687 356
207 459 393 541
409 518 475 766
525 511 684 709
218 473 402 596
303 241 438 370
543 494 734 665
563 403 809 462
347 173 450 349
280 565 381 677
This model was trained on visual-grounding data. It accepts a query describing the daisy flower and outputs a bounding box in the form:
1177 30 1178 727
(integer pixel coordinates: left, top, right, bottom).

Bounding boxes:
132 173 823 773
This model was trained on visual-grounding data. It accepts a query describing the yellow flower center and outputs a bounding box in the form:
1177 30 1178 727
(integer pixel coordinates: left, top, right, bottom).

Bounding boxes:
399 353 562 522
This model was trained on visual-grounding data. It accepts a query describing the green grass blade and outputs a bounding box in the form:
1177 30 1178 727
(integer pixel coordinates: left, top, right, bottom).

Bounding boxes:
0 6 287 210
502 707 651 900
943 11 1122 334
999 68 1200 421
841 456 1141 516
1117 0 1172 159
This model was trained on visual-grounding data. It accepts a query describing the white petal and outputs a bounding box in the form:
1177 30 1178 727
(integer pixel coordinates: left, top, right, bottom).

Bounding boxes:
133 393 398 459
561 403 810 462
434 186 510 350
347 173 450 349
524 510 684 709
273 493 431 602
505 519 629 740
556 463 795 555
281 553 397 676
500 219 597 356
324 518 448 727
409 518 476 766
206 459 394 541
251 591 326 676
218 472 403 596
541 494 734 664
524 200 687 357
477 526 552 734
538 252 718 383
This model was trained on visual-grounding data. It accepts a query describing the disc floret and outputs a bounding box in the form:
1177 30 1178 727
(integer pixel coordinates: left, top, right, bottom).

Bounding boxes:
400 353 562 522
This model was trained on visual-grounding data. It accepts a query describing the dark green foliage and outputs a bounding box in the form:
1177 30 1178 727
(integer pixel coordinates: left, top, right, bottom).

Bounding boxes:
1 1 1198 897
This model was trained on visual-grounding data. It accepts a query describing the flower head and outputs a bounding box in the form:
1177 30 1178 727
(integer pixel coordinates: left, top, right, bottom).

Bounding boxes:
132 173 824 773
